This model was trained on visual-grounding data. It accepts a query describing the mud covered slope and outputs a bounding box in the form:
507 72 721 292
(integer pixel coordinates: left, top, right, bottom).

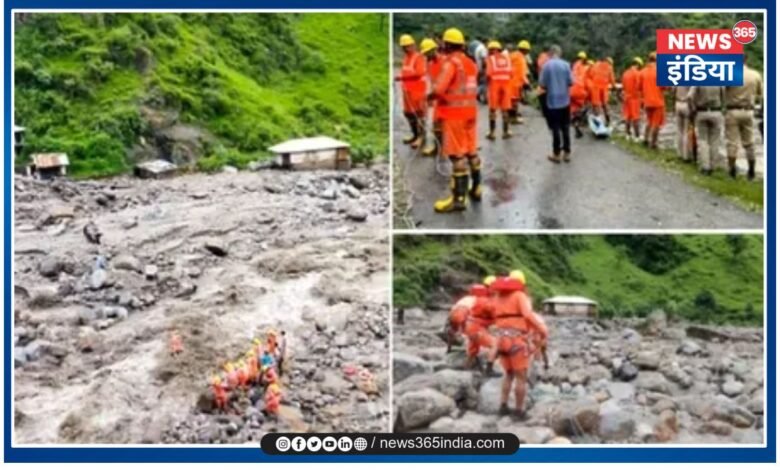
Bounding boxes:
13 166 390 444
393 309 763 444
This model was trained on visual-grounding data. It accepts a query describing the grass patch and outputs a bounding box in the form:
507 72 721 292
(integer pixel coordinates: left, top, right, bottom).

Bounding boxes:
613 135 763 211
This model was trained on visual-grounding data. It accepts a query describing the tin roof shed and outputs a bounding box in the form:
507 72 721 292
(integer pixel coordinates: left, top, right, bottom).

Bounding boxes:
31 153 69 168
268 136 350 154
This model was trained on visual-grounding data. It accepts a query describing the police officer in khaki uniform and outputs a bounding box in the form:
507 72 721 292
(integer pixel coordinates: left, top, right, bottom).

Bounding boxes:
724 60 763 180
674 86 691 160
687 85 725 175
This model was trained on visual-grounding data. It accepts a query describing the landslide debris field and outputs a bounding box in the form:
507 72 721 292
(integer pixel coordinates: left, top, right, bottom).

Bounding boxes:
393 309 764 444
13 165 390 444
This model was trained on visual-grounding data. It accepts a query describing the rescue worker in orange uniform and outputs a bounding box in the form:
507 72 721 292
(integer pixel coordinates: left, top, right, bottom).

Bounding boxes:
246 350 259 384
224 362 239 390
572 51 588 82
488 270 549 418
535 48 550 81
508 41 529 125
591 55 616 125
236 360 248 390
621 57 644 141
264 382 282 415
210 375 228 411
486 41 514 140
515 40 532 121
569 74 589 139
430 28 480 213
638 52 667 149
446 282 495 372
396 34 428 149
420 38 445 157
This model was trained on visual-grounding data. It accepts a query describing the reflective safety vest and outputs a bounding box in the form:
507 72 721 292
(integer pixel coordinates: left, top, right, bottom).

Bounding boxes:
487 53 513 83
401 51 426 94
437 52 478 120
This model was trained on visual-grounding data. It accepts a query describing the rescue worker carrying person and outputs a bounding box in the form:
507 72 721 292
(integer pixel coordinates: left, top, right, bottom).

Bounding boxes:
429 27 480 213
446 281 496 372
486 40 514 140
487 270 548 419
396 34 428 150
420 38 445 157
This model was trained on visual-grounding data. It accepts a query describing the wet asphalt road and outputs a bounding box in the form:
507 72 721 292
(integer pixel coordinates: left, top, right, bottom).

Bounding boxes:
393 102 763 230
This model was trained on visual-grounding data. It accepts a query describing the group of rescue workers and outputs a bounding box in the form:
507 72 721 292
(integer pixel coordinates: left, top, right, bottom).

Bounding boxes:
446 270 549 419
396 28 764 214
207 328 287 416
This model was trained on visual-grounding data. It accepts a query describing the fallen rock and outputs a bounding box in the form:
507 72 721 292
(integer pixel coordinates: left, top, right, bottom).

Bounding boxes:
635 372 670 394
617 362 639 381
605 382 636 402
634 351 661 370
38 257 63 278
393 353 433 383
395 388 456 431
677 340 703 356
721 380 745 397
89 269 108 290
698 420 733 436
395 369 477 404
598 399 636 440
549 398 601 437
113 254 143 273
144 264 159 280
28 287 61 308
346 208 368 222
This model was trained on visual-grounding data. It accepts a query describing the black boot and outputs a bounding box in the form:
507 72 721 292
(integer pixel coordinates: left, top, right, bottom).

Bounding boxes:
486 119 496 140
469 161 482 201
502 118 512 139
748 160 756 180
403 114 418 144
728 158 737 179
434 172 468 213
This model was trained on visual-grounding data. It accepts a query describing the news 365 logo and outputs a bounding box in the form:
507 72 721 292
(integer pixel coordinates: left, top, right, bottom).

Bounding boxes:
656 21 757 87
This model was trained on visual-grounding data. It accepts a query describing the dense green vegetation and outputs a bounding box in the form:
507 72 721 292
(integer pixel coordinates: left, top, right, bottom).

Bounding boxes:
394 12 764 72
394 235 763 326
15 13 388 177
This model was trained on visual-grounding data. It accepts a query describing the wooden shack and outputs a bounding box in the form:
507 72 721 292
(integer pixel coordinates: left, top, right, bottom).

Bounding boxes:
542 296 598 317
269 136 350 171
27 153 69 179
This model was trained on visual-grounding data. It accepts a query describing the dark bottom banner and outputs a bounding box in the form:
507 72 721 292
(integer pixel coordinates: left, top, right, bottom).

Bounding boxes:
261 433 520 455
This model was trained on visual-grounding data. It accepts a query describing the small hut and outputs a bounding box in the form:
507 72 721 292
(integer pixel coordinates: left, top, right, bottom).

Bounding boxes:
134 159 178 179
27 153 69 179
542 296 598 317
269 136 350 171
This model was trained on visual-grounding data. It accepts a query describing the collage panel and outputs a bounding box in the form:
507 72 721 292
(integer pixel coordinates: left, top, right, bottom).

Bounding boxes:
392 12 765 230
392 234 765 444
12 12 391 444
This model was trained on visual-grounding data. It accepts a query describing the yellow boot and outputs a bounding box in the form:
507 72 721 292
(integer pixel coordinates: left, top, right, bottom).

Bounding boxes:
434 173 469 213
421 142 437 157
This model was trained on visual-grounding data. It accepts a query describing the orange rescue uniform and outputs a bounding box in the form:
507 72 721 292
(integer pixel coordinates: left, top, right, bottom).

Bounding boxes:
212 380 228 410
401 50 427 115
449 295 494 357
621 66 642 121
491 287 548 372
433 51 478 158
639 62 666 128
487 53 514 111
508 51 527 102
427 53 445 123
536 52 550 77
590 60 614 106
264 387 281 415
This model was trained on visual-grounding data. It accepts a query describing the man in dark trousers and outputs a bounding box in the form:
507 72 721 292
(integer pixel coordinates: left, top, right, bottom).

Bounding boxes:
538 45 574 163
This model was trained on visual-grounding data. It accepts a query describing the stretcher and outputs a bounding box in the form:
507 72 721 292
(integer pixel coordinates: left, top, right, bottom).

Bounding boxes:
588 113 612 139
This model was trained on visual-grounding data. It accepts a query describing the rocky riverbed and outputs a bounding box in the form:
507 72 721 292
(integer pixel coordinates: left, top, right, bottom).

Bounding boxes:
393 308 764 444
13 164 391 444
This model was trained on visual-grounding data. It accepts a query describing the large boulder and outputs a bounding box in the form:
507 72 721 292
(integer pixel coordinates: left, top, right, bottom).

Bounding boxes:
598 399 637 441
498 424 556 444
395 388 456 431
635 371 671 394
393 353 433 383
113 254 143 273
548 398 601 437
395 369 477 405
477 378 505 414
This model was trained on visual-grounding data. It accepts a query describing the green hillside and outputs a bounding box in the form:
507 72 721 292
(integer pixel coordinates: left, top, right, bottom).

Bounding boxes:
14 13 388 177
393 235 764 326
394 12 764 72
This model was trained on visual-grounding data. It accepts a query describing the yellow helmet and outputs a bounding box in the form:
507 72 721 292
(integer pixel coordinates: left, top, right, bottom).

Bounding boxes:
443 28 465 45
606 57 614 65
518 40 531 50
483 275 497 286
633 56 644 66
399 34 415 47
577 51 587 59
587 59 595 65
246 349 256 358
648 51 657 60
420 38 437 54
487 40 502 50
211 375 222 386
223 362 234 372
268 383 281 394
265 328 278 338
253 337 262 346
509 270 526 284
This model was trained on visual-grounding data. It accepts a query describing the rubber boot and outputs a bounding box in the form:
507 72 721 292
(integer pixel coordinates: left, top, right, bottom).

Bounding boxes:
502 116 513 139
403 114 418 144
510 105 521 124
469 161 482 201
728 157 737 179
410 120 425 149
486 119 496 140
748 159 756 181
434 172 468 213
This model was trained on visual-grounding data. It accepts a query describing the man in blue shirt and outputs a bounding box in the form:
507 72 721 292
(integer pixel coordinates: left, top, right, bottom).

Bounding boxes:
539 45 574 162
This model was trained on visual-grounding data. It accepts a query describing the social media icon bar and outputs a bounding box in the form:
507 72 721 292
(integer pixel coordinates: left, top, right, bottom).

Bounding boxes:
323 436 337 452
276 436 291 452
